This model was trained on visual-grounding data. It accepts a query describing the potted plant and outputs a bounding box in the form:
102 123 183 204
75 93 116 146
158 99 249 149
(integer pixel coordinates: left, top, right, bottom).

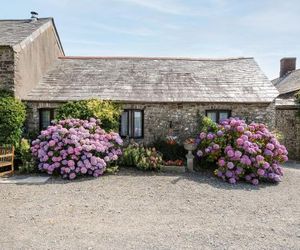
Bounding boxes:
184 138 197 151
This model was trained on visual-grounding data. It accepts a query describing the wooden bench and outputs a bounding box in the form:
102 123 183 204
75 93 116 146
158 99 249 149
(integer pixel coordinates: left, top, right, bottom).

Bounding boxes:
0 145 14 176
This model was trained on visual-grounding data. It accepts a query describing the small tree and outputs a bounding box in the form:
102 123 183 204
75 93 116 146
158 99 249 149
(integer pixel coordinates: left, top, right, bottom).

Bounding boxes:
55 99 122 132
0 94 26 145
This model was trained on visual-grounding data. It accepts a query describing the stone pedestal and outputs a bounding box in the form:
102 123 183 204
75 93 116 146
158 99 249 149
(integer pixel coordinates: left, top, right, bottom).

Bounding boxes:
186 150 194 172
184 142 196 172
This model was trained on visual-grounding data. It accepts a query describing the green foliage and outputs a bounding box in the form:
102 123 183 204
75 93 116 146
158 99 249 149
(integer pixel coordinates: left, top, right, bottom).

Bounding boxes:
23 130 39 141
194 113 218 170
296 90 300 118
55 99 122 132
197 112 218 133
151 138 185 161
296 90 300 102
16 139 37 173
0 95 26 146
0 89 14 98
105 165 119 174
120 145 163 171
271 129 284 141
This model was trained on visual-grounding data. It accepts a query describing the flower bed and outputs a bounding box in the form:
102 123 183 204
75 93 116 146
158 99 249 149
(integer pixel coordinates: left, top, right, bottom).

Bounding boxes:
196 118 288 185
163 159 184 166
120 144 163 171
31 118 123 179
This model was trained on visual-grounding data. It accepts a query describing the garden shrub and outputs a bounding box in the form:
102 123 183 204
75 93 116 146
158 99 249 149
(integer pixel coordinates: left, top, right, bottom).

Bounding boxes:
296 90 300 118
0 95 26 146
17 138 37 173
120 144 163 171
194 114 219 170
197 112 218 133
0 89 14 98
196 117 288 185
31 118 123 179
55 99 122 132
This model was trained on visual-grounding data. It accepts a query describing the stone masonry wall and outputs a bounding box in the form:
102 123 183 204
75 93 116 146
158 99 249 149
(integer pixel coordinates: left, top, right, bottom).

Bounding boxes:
0 46 14 93
276 108 300 160
124 102 275 144
26 101 61 133
26 101 275 143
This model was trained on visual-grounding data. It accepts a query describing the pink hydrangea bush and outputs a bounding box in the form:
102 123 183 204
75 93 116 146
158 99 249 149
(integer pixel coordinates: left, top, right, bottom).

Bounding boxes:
196 118 288 185
31 118 123 179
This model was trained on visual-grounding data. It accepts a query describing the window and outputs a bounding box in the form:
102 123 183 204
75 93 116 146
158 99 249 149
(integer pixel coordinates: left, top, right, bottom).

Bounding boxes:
39 109 54 130
120 110 144 138
206 110 231 123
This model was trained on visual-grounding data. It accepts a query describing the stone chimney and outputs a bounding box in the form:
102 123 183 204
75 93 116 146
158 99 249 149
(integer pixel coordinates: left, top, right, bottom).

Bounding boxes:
30 11 38 21
280 57 296 77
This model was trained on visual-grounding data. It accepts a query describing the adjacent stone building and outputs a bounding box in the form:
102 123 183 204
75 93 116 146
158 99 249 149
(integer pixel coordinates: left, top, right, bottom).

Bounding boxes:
0 18 64 96
2 16 299 159
273 58 300 160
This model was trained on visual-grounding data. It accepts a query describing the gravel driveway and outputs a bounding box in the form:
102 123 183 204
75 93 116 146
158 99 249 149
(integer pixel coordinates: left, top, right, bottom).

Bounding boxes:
1 163 300 250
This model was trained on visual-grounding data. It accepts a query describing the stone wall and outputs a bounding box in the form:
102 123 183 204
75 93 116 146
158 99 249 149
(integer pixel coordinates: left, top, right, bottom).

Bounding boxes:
124 102 275 144
14 23 64 98
26 101 275 143
0 46 14 93
275 108 300 160
25 101 61 133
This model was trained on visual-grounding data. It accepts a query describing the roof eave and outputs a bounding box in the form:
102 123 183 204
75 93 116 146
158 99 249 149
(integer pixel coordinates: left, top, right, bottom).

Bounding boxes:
22 98 277 104
49 18 65 56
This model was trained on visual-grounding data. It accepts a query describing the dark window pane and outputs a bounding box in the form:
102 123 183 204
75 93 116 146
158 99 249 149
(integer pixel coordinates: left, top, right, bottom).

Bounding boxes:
206 111 217 122
121 111 128 136
128 111 132 137
134 111 142 137
120 110 144 138
219 111 230 121
41 110 51 129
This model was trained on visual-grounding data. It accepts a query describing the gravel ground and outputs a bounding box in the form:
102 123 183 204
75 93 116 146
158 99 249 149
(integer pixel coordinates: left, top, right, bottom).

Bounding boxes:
1 163 300 250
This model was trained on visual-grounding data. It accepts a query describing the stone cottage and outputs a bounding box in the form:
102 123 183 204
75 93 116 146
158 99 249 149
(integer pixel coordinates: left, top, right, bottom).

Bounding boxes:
272 58 300 160
2 17 297 156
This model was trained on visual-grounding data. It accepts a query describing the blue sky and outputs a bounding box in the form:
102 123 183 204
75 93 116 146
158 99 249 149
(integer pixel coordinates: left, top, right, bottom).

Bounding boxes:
2 0 300 79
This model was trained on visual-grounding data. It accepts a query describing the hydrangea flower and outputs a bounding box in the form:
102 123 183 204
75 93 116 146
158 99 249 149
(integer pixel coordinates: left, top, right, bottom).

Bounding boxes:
31 118 123 180
227 162 234 169
195 117 288 185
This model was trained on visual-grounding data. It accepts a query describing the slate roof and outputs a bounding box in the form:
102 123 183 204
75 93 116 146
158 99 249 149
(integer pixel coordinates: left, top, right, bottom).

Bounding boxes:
274 91 299 107
275 97 298 107
272 69 300 95
24 56 279 103
0 18 64 54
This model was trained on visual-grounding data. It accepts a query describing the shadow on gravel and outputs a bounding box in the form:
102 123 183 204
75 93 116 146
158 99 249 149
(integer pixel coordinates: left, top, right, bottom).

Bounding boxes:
10 166 283 190
116 167 276 191
170 171 276 191
283 162 300 170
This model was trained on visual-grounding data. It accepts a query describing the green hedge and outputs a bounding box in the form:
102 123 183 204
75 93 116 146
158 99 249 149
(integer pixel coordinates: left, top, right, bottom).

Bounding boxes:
55 99 122 132
0 94 26 145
